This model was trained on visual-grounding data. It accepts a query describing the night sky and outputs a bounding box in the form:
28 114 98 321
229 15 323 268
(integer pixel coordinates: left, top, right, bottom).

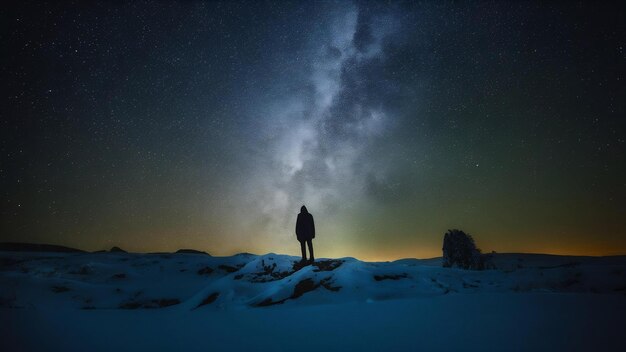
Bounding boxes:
2 1 625 260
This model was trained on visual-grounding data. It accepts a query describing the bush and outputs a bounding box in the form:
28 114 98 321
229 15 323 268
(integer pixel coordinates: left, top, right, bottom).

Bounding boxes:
442 229 485 270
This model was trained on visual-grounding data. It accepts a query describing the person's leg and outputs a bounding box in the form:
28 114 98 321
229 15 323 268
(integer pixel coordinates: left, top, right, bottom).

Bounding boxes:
307 239 314 262
300 240 307 261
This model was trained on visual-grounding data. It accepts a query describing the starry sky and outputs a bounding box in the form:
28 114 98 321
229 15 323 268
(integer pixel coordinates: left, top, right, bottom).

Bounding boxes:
2 1 625 260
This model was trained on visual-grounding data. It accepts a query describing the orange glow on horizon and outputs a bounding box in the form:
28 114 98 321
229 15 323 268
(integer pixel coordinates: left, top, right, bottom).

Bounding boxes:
8 229 626 262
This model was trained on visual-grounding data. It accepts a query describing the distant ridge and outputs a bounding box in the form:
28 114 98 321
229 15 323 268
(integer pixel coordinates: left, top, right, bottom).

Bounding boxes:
0 242 85 253
0 242 214 256
176 249 210 255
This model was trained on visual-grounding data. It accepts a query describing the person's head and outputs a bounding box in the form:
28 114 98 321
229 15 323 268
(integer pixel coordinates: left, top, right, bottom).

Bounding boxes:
300 205 308 213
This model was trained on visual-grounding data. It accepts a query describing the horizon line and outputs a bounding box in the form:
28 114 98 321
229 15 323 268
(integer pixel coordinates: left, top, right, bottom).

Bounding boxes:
1 241 626 261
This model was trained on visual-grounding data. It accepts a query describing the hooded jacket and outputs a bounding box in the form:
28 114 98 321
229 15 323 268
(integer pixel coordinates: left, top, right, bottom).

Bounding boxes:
295 206 315 241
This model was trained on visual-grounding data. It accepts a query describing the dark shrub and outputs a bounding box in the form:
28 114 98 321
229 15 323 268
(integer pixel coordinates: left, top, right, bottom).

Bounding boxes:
442 229 485 270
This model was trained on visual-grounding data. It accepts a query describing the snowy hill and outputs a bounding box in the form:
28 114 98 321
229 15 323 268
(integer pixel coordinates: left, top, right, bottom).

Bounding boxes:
1 250 625 351
1 251 625 310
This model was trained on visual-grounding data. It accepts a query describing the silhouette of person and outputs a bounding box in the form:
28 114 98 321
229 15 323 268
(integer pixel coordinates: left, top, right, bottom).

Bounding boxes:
295 205 315 263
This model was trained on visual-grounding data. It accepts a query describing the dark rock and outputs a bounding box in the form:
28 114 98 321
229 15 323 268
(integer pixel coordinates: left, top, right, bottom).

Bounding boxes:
256 297 283 307
292 260 311 271
312 259 344 272
442 229 485 270
196 292 220 308
248 260 292 282
292 278 317 299
110 246 127 253
119 298 180 309
154 298 180 307
292 259 344 272
256 279 318 307
256 277 340 307
218 264 240 273
373 273 408 281
197 267 214 275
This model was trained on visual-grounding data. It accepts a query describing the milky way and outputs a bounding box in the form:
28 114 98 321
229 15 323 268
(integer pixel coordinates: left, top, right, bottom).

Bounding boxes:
2 1 625 259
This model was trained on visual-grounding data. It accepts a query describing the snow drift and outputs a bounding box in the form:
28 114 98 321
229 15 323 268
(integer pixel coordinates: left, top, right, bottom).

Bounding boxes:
1 250 625 351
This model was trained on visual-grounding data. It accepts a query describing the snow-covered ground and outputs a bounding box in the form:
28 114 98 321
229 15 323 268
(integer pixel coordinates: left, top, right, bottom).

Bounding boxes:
1 250 625 351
